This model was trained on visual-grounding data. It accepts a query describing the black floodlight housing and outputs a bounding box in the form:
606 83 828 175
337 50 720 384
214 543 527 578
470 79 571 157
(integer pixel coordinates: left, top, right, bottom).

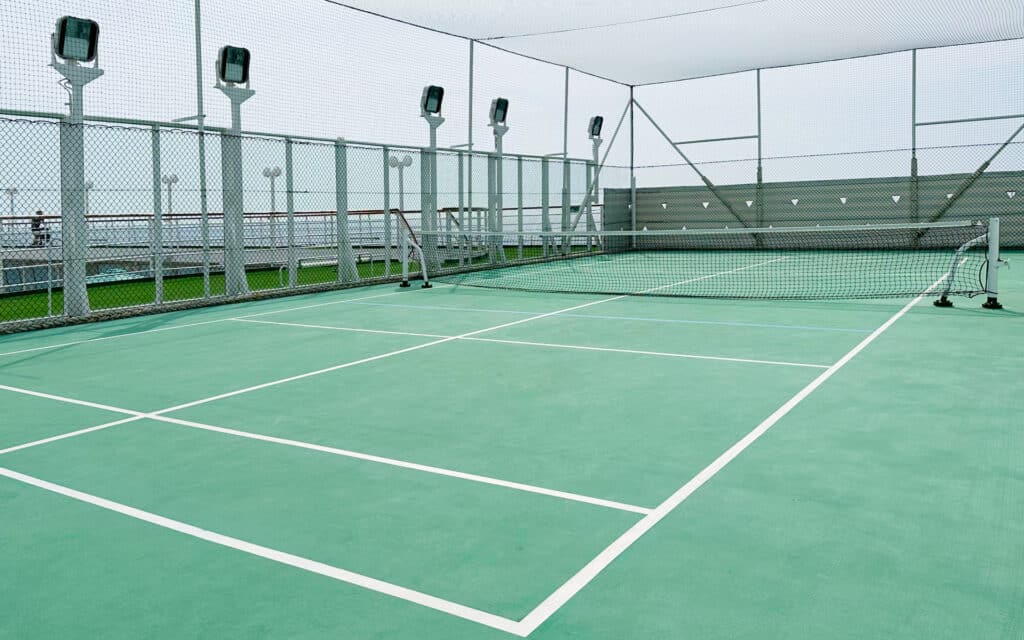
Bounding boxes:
589 116 604 139
217 46 251 84
490 98 509 126
54 16 99 63
422 85 445 115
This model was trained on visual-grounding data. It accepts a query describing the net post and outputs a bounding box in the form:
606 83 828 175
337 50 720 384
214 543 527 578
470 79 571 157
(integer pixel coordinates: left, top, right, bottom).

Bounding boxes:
982 217 1003 309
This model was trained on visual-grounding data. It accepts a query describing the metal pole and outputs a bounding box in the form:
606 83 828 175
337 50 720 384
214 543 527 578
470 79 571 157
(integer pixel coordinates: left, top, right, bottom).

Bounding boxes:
517 155 523 259
468 40 474 238
383 146 391 278
457 150 465 266
151 127 164 305
285 139 296 288
194 0 211 298
562 67 570 254
541 157 550 256
756 69 765 228
335 139 359 282
910 50 919 222
629 87 637 242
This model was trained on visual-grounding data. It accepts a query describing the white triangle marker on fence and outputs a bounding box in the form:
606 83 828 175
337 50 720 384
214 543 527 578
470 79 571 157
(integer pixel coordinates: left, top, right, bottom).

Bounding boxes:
840 197 848 204
892 195 901 204
702 202 710 209
947 193 954 199
745 200 754 208
791 199 799 206
1009 191 1017 198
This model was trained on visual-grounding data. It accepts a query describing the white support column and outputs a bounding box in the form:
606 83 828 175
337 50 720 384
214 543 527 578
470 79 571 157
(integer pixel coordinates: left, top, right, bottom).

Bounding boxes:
334 139 359 282
285 138 296 288
217 85 254 297
54 61 103 317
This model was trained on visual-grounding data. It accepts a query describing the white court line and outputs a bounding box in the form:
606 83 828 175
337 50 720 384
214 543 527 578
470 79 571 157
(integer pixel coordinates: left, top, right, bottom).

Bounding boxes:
462 338 828 369
341 301 873 334
0 416 144 456
0 257 785 635
514 270 954 636
157 257 786 418
0 318 232 358
233 318 446 340
151 414 651 515
0 382 649 514
0 384 144 417
235 318 829 369
0 289 405 359
0 467 526 637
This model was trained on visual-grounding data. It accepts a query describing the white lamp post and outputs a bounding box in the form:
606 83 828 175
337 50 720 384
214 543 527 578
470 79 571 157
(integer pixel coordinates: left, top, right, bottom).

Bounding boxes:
4 187 15 216
388 155 412 213
83 180 93 215
263 166 281 247
2 187 15 251
52 15 103 317
162 174 179 249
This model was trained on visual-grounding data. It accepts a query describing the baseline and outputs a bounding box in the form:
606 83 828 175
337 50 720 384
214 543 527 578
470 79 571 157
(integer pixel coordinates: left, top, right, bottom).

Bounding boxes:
0 466 525 637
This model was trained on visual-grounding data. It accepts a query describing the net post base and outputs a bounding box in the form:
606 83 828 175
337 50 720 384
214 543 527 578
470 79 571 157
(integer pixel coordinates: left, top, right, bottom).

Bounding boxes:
400 280 411 288
421 281 432 289
982 297 1003 310
933 296 954 308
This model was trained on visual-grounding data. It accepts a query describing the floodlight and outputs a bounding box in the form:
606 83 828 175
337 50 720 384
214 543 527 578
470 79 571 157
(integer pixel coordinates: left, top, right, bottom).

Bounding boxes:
54 16 99 63
490 98 509 126
589 116 604 139
422 86 444 116
217 46 251 84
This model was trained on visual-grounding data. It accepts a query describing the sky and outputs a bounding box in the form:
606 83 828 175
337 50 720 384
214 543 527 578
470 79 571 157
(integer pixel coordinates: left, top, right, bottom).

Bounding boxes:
0 0 1021 217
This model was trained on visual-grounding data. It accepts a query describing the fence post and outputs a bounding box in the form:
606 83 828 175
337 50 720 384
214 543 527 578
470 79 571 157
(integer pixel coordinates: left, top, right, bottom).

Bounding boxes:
335 138 359 282
383 146 391 278
285 138 297 288
151 126 164 304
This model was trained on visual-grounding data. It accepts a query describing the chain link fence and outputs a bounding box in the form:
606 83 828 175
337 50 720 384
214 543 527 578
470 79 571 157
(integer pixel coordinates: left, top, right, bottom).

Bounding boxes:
0 117 600 329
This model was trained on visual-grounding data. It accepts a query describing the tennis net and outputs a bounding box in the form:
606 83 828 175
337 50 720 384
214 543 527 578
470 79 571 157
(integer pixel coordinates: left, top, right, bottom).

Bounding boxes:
418 219 1001 302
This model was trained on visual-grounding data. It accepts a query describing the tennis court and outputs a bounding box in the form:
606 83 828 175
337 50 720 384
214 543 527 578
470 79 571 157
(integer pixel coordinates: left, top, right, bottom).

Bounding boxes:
2 247 1021 639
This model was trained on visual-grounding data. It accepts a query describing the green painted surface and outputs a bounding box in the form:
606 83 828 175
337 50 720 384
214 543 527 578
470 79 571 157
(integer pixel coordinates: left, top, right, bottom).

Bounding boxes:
0 420 638 620
0 389 122 450
0 252 1021 639
171 339 820 507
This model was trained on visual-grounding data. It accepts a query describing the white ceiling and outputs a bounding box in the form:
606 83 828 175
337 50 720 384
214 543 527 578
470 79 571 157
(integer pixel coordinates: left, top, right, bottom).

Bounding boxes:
338 0 1024 85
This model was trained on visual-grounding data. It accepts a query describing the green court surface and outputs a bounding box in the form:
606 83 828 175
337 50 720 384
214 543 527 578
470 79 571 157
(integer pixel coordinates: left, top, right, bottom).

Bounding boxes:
1 253 1022 639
